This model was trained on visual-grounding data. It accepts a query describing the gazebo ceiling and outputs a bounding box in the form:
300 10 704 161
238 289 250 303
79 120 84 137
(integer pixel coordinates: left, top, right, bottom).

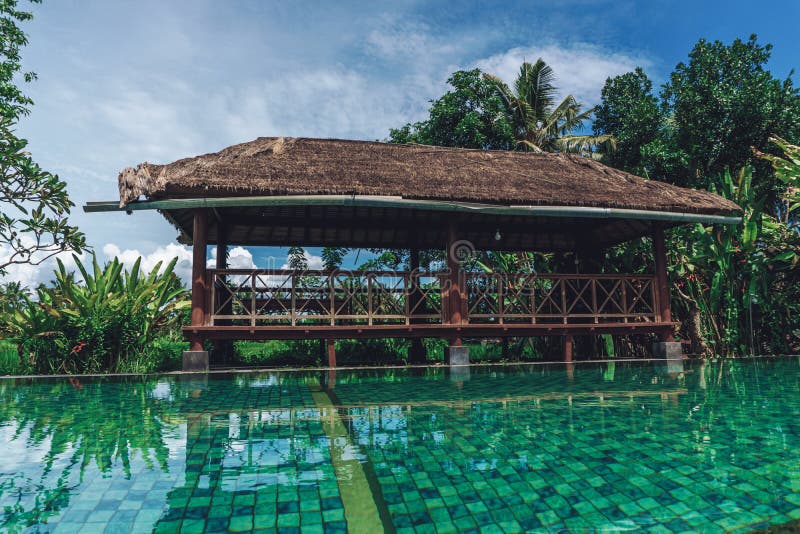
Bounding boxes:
158 202 658 251
84 137 742 251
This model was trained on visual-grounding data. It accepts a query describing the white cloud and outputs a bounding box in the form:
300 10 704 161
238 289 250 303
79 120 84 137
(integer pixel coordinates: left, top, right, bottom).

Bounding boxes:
366 20 459 64
9 2 657 281
475 44 651 106
0 239 87 288
102 242 193 283
208 246 257 270
219 67 419 143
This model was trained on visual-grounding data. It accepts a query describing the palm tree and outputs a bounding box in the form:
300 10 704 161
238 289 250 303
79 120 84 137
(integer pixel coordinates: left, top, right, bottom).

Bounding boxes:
0 281 29 315
484 59 615 156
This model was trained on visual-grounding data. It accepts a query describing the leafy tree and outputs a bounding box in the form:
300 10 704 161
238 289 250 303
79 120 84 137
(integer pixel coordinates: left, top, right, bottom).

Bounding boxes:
286 246 308 269
596 35 800 207
389 69 514 149
593 68 665 173
664 36 800 191
484 59 614 155
0 279 28 315
0 1 85 275
321 246 348 270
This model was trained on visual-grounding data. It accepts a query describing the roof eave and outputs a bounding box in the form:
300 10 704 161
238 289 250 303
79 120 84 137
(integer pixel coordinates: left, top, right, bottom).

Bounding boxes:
83 195 743 225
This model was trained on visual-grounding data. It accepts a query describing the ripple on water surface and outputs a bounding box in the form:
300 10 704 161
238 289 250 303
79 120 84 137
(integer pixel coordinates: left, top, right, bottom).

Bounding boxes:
0 357 799 532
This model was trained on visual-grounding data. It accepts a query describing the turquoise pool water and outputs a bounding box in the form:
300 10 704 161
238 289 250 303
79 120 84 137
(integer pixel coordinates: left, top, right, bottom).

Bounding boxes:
1 357 799 533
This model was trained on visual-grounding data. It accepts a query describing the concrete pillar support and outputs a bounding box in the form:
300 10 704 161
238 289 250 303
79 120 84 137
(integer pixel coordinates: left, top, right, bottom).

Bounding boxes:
447 345 470 366
182 351 209 372
653 341 682 360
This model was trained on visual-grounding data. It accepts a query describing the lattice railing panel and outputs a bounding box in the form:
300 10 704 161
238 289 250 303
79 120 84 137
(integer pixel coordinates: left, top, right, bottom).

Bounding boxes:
209 270 657 327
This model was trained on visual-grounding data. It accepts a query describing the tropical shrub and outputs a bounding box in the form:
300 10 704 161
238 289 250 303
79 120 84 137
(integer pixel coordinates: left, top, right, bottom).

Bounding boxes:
3 254 189 374
670 167 799 356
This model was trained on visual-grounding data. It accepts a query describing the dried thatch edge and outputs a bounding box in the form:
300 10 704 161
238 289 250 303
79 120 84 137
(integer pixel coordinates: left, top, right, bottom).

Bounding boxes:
118 164 168 207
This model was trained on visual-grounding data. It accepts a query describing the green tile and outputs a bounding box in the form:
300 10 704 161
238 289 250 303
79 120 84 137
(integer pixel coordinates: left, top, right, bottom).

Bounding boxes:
229 515 254 532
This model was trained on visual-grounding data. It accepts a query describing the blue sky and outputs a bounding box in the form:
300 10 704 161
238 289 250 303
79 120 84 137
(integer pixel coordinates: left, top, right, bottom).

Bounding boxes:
6 0 799 283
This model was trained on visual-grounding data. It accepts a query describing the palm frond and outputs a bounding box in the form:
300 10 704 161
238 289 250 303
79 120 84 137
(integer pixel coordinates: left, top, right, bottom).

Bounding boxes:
544 95 585 136
515 59 557 123
557 134 617 155
515 139 545 152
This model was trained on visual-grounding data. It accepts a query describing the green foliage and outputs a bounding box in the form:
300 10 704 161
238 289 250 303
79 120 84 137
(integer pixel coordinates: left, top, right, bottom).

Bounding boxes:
389 69 515 149
592 34 800 355
757 135 800 223
484 59 614 155
671 168 799 355
286 246 307 269
3 254 190 374
0 117 86 274
596 35 800 207
116 337 188 374
593 67 664 172
0 1 85 275
0 0 40 120
321 246 348 270
232 337 552 367
0 339 19 374
664 36 800 192
0 280 28 316
234 339 322 366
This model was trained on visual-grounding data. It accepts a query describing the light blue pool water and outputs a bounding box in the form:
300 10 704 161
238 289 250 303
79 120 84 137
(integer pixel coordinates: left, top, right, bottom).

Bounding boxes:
1 357 798 532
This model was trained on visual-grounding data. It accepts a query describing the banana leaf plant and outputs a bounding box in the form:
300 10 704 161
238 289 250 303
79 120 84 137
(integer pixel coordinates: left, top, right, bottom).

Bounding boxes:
755 135 800 225
671 167 798 356
3 254 189 373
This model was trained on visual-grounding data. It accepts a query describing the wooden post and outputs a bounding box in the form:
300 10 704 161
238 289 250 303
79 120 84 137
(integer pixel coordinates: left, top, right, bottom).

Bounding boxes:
652 223 674 341
446 223 463 346
563 334 573 363
326 339 336 367
215 223 227 270
408 246 426 363
190 209 208 352
214 224 231 362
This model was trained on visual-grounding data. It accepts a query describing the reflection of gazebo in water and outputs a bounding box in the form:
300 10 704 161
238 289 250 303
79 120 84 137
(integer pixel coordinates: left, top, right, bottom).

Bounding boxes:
84 138 741 370
149 365 692 532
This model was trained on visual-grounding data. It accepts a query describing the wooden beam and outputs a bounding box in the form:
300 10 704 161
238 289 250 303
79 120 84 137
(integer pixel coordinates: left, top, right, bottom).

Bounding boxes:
183 322 678 341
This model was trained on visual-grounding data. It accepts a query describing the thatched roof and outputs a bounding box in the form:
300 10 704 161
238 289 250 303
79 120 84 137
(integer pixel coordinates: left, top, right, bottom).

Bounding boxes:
118 137 740 216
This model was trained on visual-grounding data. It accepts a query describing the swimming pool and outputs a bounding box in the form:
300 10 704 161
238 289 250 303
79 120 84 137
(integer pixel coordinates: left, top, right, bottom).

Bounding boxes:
1 357 798 532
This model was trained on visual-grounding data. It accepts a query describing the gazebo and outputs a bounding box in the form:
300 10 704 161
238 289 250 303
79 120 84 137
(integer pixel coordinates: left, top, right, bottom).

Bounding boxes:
85 137 741 370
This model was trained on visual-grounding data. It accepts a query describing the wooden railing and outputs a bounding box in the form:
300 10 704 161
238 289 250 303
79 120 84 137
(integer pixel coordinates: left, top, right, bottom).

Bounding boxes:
464 273 657 325
207 269 658 327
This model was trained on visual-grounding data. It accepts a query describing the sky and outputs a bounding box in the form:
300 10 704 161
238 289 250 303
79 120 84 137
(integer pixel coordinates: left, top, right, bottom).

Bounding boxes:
4 0 800 285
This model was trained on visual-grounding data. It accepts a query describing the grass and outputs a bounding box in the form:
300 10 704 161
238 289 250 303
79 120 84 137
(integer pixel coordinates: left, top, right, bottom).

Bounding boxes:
0 336 188 376
116 338 189 374
231 337 558 368
1 335 594 375
0 339 21 375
